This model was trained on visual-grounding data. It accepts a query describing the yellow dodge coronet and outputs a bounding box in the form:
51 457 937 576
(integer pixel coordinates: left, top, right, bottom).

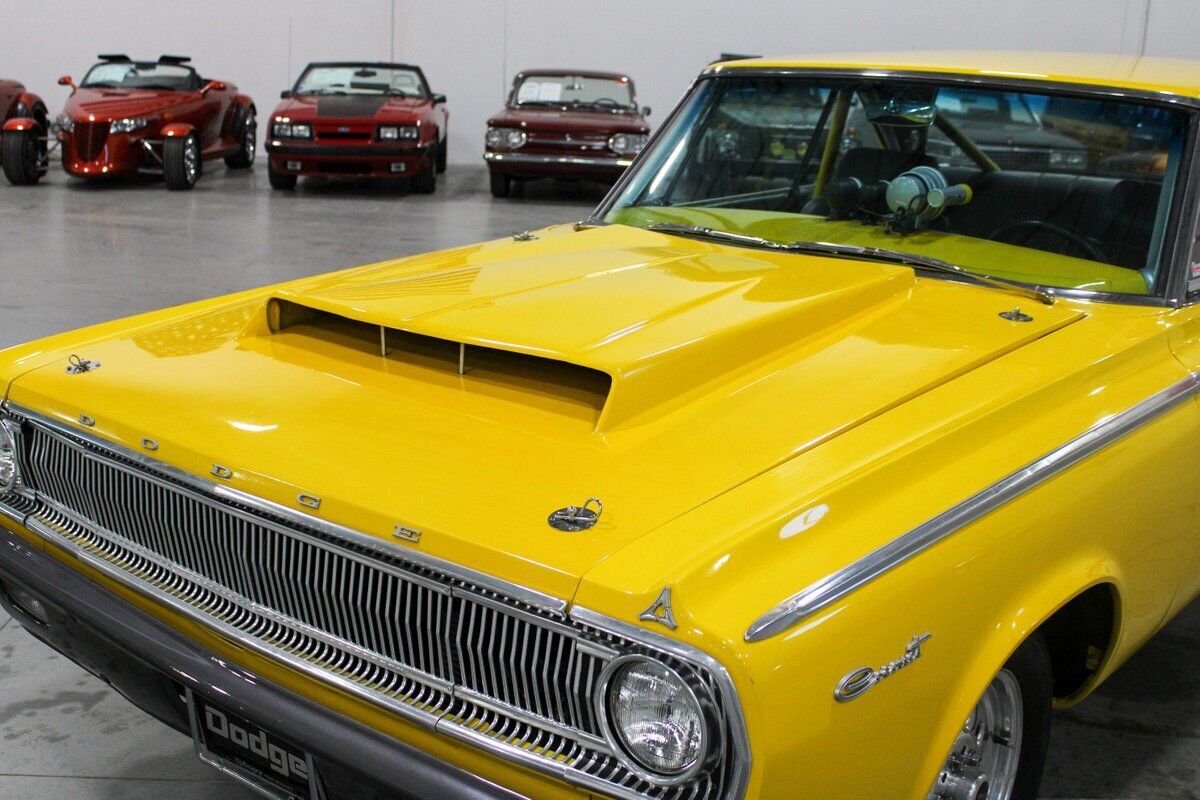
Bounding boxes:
2 51 1200 800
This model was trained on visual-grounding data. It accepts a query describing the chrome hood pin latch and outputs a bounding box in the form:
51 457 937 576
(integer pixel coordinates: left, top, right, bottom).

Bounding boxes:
548 497 603 531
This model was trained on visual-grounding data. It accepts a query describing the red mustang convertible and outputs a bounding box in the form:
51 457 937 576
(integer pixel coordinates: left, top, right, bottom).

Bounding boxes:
1 79 51 185
265 62 449 192
50 55 255 190
484 70 651 197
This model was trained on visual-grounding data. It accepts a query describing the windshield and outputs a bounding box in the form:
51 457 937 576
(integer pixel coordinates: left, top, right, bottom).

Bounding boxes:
602 75 1190 296
512 74 635 110
81 62 198 91
294 65 427 97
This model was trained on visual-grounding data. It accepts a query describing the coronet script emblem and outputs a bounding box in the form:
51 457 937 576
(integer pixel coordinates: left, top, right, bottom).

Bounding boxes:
835 633 932 703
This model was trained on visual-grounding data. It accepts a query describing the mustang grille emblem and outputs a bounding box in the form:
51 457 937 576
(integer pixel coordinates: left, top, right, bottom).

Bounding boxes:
835 633 932 702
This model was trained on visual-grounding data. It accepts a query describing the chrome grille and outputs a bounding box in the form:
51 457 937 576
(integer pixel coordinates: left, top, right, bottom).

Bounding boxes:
1 409 747 800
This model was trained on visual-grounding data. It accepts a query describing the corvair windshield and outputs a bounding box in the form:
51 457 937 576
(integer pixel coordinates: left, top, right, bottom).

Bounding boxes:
512 74 636 111
80 62 198 91
294 65 427 98
600 75 1192 296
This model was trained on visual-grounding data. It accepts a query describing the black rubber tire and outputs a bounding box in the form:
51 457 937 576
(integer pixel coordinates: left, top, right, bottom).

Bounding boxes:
267 161 297 190
1003 634 1054 800
163 133 201 190
411 161 437 194
2 128 42 185
435 137 447 173
489 170 510 198
224 107 256 169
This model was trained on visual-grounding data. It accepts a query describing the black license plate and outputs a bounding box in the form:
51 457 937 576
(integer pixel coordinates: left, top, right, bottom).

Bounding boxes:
188 690 318 800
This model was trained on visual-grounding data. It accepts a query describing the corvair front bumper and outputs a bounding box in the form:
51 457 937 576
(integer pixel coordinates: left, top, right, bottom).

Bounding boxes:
0 526 528 800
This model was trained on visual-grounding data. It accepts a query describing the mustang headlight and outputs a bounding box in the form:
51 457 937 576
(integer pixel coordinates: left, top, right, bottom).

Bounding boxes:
56 113 75 133
378 125 419 141
1049 149 1087 168
599 656 709 782
109 117 149 134
485 126 526 150
272 121 312 139
608 132 648 156
0 421 20 494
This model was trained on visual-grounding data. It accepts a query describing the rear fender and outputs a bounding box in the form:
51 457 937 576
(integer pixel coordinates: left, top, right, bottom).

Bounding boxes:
161 122 196 139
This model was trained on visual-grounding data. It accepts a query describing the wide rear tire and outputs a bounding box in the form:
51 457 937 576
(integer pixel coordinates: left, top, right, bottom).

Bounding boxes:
927 634 1052 800
224 107 256 169
2 128 43 186
267 161 297 190
489 170 510 198
164 133 201 190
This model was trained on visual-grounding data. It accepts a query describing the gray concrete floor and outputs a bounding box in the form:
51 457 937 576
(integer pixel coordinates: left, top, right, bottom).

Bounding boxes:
0 163 1198 799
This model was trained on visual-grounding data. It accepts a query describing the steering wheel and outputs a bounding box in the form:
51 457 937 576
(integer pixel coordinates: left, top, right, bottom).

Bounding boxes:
989 220 1108 263
592 97 620 108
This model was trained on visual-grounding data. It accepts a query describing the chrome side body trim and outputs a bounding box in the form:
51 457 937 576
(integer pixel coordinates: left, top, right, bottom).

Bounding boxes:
7 403 566 616
484 151 633 169
745 373 1200 642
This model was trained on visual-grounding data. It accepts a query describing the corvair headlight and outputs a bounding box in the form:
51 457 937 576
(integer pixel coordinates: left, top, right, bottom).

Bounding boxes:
0 421 20 494
598 655 716 783
378 125 420 141
56 113 75 133
485 126 526 150
271 121 312 139
109 117 149 134
608 132 649 156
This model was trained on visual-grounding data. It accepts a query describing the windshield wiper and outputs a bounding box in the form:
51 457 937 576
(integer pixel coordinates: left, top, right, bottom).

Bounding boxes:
647 222 1055 305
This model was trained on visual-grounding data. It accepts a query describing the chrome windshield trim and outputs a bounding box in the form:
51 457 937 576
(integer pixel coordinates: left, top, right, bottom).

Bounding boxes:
745 372 1200 643
4 402 568 616
571 606 752 800
484 151 632 168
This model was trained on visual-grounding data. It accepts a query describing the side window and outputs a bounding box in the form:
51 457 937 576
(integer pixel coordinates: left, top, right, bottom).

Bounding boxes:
1190 211 1200 294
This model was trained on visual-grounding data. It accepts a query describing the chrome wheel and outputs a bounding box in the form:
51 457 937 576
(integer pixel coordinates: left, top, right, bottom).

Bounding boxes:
929 669 1023 800
244 114 257 164
183 137 199 183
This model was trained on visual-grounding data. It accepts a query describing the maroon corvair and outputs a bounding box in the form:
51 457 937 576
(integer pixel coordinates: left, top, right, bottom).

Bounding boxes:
1 79 51 185
484 70 651 197
265 62 449 193
45 55 256 190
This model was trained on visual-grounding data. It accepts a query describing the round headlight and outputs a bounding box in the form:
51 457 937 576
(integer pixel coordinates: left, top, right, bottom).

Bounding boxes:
0 423 18 494
608 132 648 156
600 656 708 782
485 127 526 150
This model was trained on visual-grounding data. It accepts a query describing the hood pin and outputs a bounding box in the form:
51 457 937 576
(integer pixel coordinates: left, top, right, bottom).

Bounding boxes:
66 354 101 374
999 308 1033 323
511 231 538 242
548 497 603 532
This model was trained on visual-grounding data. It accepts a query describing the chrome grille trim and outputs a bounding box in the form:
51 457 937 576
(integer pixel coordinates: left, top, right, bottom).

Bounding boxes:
1 404 749 800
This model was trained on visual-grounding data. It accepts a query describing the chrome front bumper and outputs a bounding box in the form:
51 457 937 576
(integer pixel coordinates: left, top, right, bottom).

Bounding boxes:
483 151 633 168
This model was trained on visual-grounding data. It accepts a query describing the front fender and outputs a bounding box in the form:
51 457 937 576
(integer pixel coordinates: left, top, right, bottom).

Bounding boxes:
3 117 42 133
161 122 195 138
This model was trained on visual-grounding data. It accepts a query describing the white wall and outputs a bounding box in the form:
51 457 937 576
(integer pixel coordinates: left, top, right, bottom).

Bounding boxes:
0 0 1191 165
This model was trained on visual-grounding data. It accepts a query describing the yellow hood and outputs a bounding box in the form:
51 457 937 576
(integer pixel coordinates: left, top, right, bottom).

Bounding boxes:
6 223 1084 600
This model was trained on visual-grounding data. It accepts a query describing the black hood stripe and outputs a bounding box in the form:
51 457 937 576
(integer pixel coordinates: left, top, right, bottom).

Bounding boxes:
316 96 390 119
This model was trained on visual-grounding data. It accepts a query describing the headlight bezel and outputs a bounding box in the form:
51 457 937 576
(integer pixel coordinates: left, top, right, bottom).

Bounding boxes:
595 652 720 786
608 132 649 156
56 113 75 133
0 417 21 495
378 124 420 142
485 126 527 150
271 120 313 140
109 117 150 135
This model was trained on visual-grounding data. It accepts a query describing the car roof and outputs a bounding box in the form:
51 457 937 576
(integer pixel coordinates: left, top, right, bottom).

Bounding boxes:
710 50 1200 100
